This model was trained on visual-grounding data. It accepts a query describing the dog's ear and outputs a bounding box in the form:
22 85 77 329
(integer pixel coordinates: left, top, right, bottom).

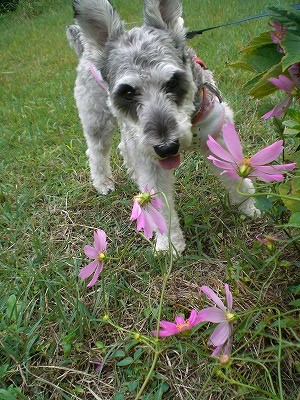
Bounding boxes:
143 0 183 30
73 0 124 53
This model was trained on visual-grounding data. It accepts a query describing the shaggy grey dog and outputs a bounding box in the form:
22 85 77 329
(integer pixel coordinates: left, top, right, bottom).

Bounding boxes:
67 0 260 254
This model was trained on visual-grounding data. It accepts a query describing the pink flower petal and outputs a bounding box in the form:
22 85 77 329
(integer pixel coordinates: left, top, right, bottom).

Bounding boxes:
251 170 285 182
159 321 178 331
174 315 185 325
263 96 293 119
130 200 141 221
194 310 207 325
200 286 226 311
288 63 300 86
257 163 296 173
140 209 156 238
94 229 107 252
208 321 230 346
207 135 237 163
222 123 244 162
136 211 146 232
153 329 178 337
207 155 236 171
87 263 103 287
225 284 233 310
84 245 99 259
249 140 283 166
150 195 163 210
221 170 241 180
269 75 295 93
211 344 223 356
200 307 226 323
79 260 98 279
188 309 200 326
147 204 167 235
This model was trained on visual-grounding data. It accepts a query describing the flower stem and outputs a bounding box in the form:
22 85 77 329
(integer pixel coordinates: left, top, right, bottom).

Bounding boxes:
236 179 300 202
134 191 173 399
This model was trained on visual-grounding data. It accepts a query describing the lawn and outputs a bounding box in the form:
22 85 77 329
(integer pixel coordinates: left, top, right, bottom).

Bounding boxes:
0 0 299 399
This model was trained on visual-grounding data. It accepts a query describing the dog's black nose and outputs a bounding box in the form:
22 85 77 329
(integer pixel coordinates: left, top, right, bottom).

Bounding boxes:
154 140 180 158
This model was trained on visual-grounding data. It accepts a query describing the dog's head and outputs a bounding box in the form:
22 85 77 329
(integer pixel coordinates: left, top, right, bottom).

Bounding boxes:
74 0 197 169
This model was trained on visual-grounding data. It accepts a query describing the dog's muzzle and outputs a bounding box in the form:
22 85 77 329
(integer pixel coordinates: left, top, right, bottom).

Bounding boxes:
153 140 180 158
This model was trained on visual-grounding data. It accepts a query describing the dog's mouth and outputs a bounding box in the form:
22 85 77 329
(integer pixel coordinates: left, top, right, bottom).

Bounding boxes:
158 154 181 170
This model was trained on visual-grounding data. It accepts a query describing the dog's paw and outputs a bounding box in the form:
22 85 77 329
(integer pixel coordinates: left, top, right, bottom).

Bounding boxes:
93 179 115 195
236 179 261 218
238 198 262 218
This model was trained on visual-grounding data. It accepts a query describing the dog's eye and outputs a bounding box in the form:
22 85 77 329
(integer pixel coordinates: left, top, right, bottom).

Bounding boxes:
166 75 179 93
117 84 137 102
122 89 136 102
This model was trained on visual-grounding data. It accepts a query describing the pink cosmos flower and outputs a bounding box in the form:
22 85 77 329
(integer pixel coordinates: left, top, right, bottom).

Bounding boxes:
200 284 234 356
130 187 167 239
90 359 102 371
79 229 107 287
207 123 296 182
269 20 286 52
263 63 300 119
152 309 206 337
256 234 280 251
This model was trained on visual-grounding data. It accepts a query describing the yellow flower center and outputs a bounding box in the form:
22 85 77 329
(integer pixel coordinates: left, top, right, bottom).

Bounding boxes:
226 312 235 322
134 192 152 207
238 158 253 178
97 252 106 262
176 321 190 330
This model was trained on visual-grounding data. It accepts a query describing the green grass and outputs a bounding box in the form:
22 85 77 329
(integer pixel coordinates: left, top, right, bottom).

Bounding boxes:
0 1 299 399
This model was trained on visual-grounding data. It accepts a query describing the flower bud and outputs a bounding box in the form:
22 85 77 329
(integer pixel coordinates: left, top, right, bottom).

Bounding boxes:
133 333 141 340
102 314 109 321
219 354 231 365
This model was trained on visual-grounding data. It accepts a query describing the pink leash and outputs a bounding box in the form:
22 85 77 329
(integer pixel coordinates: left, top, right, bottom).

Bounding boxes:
89 62 109 93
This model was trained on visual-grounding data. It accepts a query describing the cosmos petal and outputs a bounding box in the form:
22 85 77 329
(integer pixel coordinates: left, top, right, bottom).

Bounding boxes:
222 123 244 162
209 321 230 346
87 263 103 287
249 140 283 166
200 286 226 311
84 245 99 259
207 135 237 163
79 260 98 279
200 307 226 323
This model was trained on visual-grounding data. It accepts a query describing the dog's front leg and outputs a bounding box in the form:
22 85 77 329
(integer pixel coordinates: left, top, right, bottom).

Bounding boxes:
74 65 116 195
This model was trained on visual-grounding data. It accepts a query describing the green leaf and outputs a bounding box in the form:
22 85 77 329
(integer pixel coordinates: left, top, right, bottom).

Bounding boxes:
127 380 139 392
278 177 300 213
117 357 134 366
254 196 274 212
287 282 300 295
242 44 282 74
287 109 300 124
282 32 300 69
269 6 300 36
288 212 300 227
6 294 18 322
289 298 300 307
113 392 125 400
287 150 300 165
228 60 257 72
239 31 273 55
247 63 283 98
111 350 126 359
0 390 19 400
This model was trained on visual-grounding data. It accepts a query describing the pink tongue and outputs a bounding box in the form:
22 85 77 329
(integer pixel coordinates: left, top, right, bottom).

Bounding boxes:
158 154 181 170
